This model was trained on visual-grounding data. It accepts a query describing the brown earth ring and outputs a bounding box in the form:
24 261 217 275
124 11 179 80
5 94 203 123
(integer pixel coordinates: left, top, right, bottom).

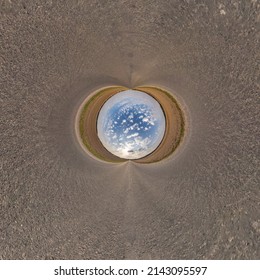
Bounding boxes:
76 86 185 163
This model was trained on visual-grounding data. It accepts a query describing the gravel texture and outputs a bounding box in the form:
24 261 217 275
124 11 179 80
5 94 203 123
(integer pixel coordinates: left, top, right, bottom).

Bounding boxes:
0 0 259 259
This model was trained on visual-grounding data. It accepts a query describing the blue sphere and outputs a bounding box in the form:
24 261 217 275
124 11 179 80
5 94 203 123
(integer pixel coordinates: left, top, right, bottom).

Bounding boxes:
97 90 165 159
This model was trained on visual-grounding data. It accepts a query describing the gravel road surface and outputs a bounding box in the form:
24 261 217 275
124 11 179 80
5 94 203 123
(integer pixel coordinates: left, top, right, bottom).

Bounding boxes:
1 0 259 259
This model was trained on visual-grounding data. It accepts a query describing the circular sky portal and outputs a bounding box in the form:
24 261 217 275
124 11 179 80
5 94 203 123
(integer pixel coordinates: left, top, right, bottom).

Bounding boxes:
97 89 166 159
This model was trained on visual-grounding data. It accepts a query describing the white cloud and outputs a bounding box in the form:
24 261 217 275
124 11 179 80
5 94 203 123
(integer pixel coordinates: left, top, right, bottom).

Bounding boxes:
126 132 139 139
